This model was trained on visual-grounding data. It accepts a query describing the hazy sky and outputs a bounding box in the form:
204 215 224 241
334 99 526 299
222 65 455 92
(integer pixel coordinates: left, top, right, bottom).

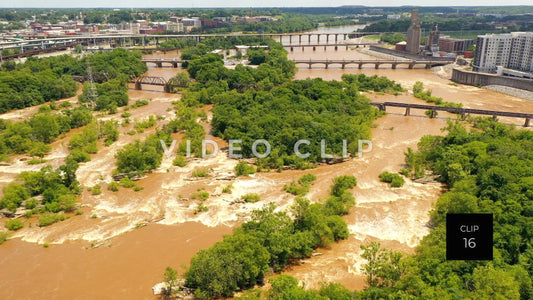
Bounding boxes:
0 0 529 8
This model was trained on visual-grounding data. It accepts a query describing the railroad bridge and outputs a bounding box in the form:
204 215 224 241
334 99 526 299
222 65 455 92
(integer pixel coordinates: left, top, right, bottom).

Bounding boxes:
371 102 532 127
131 76 183 92
293 59 450 69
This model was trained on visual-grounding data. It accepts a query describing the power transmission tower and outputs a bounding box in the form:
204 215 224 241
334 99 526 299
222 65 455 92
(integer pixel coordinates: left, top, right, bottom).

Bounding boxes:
85 61 98 108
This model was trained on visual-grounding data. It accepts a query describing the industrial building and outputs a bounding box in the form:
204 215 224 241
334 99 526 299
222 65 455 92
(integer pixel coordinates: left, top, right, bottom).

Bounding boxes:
406 9 422 54
438 36 475 55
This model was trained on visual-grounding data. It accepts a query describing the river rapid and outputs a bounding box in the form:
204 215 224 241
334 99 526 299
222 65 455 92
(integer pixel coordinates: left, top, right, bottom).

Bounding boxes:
0 25 532 299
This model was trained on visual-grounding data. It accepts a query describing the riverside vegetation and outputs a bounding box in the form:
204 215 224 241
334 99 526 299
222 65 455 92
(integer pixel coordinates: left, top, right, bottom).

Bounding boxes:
256 120 533 299
164 120 533 299
0 49 145 232
181 175 357 298
115 37 404 175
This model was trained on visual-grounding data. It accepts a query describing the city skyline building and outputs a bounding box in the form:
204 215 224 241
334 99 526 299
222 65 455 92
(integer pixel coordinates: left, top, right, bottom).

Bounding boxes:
474 32 533 74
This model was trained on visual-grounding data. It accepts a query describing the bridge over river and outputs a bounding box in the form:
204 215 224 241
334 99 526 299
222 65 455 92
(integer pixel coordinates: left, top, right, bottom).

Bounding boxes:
140 58 451 70
293 59 450 69
372 102 532 127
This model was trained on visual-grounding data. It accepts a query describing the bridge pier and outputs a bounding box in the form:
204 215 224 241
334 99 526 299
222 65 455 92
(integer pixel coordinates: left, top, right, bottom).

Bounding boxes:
326 35 329 43
334 46 338 51
341 63 345 69
299 35 302 43
279 36 282 43
156 62 162 68
343 34 347 40
392 64 397 70
164 85 171 93
325 63 328 69
425 64 431 69
313 46 316 51
323 46 326 51
525 118 531 127
409 64 414 69
291 47 294 52
307 34 312 43
492 115 498 121
135 82 142 90
335 34 338 42
317 34 320 43
430 110 437 118
346 45 348 50
375 63 379 69
302 46 304 51
404 107 410 116
172 62 178 68
289 35 292 43
358 64 362 69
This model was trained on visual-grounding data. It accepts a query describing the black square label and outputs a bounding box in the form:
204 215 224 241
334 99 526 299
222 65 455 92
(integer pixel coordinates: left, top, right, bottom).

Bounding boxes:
446 213 493 260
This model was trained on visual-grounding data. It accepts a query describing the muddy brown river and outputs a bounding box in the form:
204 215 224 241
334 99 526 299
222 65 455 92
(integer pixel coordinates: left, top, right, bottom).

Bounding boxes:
1 29 532 299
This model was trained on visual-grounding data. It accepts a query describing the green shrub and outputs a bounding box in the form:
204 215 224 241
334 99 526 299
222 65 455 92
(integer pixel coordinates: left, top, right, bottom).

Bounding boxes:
330 175 357 197
58 193 77 212
91 184 102 195
133 185 144 192
0 231 8 245
379 171 405 187
192 168 210 178
25 198 39 209
284 174 317 196
120 177 136 188
283 182 309 196
108 182 119 192
0 183 30 212
38 212 66 227
298 174 317 185
27 158 47 165
173 155 187 167
191 191 209 201
241 193 260 203
194 203 209 214
134 115 157 129
391 176 405 187
121 112 132 118
5 219 24 231
222 184 233 194
235 161 256 176
69 148 91 163
131 99 150 108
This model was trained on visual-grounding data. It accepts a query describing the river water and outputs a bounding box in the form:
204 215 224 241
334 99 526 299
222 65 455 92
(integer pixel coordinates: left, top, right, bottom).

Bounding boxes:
0 25 532 299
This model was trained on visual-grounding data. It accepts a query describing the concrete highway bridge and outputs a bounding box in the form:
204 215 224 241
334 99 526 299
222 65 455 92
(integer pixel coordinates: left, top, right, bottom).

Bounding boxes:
0 31 393 52
372 102 532 127
140 58 451 70
285 43 375 51
293 59 450 69
141 58 184 68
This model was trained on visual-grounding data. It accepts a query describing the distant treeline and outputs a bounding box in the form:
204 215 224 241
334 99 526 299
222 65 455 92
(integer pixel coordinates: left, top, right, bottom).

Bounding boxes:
361 16 533 32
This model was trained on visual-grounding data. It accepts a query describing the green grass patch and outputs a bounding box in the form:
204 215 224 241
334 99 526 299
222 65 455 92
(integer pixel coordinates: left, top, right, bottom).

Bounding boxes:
241 193 261 203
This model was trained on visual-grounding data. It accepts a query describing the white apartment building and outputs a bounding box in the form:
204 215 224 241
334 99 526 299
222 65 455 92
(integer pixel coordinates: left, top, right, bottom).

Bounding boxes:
474 32 533 74
166 22 184 33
